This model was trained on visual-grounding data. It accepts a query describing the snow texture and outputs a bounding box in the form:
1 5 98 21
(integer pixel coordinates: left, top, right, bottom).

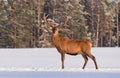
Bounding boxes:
0 48 120 78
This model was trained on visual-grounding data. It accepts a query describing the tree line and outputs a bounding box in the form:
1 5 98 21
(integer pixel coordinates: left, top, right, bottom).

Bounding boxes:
0 0 120 48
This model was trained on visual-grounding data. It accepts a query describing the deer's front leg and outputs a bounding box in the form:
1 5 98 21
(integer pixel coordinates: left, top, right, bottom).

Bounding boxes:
61 53 65 69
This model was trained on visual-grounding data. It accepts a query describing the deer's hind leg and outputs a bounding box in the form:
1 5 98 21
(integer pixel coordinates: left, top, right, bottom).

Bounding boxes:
87 53 98 69
82 54 88 69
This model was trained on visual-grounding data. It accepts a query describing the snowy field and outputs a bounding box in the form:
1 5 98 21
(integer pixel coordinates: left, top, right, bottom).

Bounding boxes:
0 48 120 78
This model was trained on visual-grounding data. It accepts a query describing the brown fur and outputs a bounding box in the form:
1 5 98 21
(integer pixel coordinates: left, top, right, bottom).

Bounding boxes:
50 24 98 69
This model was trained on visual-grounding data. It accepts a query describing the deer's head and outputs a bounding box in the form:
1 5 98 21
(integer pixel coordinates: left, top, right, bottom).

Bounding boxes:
42 14 63 35
49 23 62 35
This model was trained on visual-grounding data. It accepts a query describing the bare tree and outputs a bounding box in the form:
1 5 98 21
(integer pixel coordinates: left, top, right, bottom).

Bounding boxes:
53 0 56 20
116 2 119 47
37 0 41 47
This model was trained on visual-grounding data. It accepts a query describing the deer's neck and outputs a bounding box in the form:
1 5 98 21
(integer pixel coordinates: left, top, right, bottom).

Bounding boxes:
53 33 60 39
52 33 61 45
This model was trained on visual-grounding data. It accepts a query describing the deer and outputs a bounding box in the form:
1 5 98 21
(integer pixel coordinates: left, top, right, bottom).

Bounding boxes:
43 14 98 69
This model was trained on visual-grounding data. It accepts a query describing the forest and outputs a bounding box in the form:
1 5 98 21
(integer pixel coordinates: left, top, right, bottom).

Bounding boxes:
0 0 120 48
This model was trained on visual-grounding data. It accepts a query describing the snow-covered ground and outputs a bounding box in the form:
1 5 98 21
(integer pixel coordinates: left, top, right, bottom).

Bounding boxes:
0 48 120 78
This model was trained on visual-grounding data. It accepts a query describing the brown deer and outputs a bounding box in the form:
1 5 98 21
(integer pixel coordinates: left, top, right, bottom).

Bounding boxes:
48 23 98 69
41 13 98 69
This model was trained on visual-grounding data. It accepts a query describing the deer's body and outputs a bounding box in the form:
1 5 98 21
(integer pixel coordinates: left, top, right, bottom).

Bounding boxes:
53 35 92 55
49 23 98 69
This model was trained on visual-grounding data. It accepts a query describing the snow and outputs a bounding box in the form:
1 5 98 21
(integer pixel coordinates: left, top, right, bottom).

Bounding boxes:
0 48 120 78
